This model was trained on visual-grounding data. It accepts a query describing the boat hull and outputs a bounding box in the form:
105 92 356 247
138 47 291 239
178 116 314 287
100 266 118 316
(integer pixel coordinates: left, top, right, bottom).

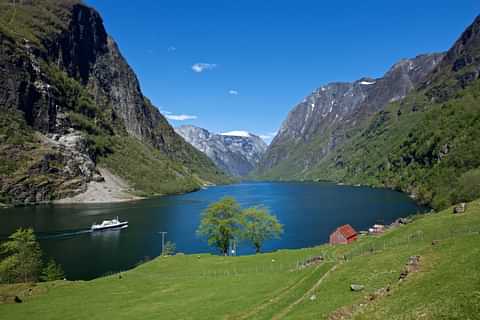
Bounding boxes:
91 222 128 231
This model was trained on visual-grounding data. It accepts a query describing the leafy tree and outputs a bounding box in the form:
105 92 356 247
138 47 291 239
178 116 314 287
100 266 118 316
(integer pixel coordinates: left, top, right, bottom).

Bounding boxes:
0 228 42 283
41 259 65 282
197 197 242 255
242 207 283 253
162 241 176 256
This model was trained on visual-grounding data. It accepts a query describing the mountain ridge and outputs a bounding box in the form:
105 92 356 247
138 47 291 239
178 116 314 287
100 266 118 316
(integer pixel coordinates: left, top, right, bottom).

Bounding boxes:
256 53 444 178
176 125 267 177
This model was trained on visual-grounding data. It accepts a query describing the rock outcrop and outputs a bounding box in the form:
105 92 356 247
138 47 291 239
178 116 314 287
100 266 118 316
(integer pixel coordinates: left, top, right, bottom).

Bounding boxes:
0 129 98 204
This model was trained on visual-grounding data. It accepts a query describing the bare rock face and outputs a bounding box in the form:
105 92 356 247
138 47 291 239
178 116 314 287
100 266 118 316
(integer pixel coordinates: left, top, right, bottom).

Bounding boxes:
257 53 445 176
45 130 97 181
176 125 267 177
425 15 480 101
0 129 101 204
44 4 180 151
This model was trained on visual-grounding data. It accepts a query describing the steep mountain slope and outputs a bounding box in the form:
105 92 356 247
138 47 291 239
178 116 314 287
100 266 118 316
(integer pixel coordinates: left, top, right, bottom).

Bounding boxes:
306 14 480 209
176 125 267 177
0 0 228 205
259 14 480 210
256 53 444 179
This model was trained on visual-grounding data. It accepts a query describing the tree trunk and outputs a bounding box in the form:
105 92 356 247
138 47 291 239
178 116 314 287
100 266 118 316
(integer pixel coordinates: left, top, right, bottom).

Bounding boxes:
222 242 229 256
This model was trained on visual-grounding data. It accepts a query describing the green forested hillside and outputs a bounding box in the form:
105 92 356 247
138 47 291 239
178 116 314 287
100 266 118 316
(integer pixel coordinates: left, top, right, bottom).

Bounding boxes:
307 79 480 209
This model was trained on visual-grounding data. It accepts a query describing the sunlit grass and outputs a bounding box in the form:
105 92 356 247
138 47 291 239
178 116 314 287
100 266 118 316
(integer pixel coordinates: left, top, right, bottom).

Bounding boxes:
1 200 479 319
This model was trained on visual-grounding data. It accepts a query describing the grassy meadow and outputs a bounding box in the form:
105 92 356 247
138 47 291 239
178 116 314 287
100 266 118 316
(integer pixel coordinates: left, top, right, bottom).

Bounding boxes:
1 200 480 319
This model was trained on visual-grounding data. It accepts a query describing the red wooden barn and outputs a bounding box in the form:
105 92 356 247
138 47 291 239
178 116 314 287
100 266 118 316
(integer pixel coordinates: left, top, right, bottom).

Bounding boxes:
329 224 358 245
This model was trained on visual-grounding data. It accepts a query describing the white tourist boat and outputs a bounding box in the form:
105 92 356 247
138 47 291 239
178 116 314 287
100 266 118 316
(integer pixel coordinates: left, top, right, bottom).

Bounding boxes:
91 217 128 231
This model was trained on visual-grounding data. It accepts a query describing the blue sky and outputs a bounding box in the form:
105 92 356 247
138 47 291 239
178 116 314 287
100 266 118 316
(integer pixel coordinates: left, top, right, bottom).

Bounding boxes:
86 0 480 142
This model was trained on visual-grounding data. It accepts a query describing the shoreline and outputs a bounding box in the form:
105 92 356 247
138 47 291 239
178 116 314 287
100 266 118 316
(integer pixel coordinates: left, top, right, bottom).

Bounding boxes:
2 179 425 208
2 180 427 281
68 209 422 282
252 178 430 209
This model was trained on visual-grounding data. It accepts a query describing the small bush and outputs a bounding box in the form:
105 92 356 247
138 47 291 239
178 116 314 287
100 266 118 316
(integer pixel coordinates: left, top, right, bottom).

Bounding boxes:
163 241 176 256
41 259 65 282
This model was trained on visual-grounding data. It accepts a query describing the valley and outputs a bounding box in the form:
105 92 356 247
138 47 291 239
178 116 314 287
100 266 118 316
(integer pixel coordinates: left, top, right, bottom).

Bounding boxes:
0 1 479 319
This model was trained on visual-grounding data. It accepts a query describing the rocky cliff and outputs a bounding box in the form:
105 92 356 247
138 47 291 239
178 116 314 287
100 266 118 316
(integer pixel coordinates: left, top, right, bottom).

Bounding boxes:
175 125 267 177
0 0 228 205
256 53 444 178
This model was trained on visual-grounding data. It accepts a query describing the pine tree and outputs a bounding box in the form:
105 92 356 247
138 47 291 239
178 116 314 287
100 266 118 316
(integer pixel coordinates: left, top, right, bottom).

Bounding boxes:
0 228 42 283
41 259 65 282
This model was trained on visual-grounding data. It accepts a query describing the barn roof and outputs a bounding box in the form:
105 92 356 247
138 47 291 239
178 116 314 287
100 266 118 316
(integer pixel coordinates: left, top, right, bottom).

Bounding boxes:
335 224 357 239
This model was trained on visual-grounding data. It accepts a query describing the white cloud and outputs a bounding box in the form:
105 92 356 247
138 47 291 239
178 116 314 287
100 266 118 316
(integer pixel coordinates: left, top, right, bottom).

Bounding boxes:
259 131 278 144
221 131 251 138
165 114 198 121
160 107 196 121
159 108 172 115
192 63 217 73
168 46 177 52
228 89 239 95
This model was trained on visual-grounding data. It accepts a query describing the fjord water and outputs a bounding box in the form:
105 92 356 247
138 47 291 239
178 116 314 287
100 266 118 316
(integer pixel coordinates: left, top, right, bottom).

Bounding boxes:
0 182 425 280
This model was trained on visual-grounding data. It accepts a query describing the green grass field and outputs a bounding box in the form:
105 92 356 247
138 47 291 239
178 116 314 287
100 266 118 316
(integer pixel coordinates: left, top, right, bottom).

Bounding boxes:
1 201 480 319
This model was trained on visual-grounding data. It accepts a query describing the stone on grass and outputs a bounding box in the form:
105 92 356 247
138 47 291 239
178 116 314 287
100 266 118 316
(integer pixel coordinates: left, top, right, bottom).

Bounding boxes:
350 284 364 292
453 203 467 214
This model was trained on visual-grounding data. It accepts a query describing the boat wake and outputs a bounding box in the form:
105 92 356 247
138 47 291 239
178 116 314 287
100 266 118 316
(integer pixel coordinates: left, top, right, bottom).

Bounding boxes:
37 222 129 240
37 229 93 240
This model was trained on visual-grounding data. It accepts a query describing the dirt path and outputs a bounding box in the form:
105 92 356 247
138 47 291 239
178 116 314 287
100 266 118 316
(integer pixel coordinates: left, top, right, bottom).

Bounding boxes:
235 263 332 320
271 263 338 320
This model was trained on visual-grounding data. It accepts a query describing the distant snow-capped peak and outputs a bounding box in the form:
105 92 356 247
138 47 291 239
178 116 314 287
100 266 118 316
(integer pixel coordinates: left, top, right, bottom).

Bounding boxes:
176 126 267 177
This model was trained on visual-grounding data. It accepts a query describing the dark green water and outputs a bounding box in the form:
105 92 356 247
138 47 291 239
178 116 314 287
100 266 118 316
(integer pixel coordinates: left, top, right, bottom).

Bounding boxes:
0 182 425 280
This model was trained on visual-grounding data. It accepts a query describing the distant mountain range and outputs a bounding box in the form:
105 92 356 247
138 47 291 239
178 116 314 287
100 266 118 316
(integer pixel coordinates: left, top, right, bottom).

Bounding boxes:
176 125 267 177
256 14 480 209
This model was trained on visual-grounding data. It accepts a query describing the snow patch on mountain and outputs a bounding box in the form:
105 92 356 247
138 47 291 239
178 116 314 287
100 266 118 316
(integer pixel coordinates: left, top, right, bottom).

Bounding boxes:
359 81 376 85
221 130 251 137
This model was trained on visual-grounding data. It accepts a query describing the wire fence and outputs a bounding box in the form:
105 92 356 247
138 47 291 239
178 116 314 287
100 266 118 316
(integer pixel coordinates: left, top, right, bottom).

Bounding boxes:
344 224 480 261
99 224 480 281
